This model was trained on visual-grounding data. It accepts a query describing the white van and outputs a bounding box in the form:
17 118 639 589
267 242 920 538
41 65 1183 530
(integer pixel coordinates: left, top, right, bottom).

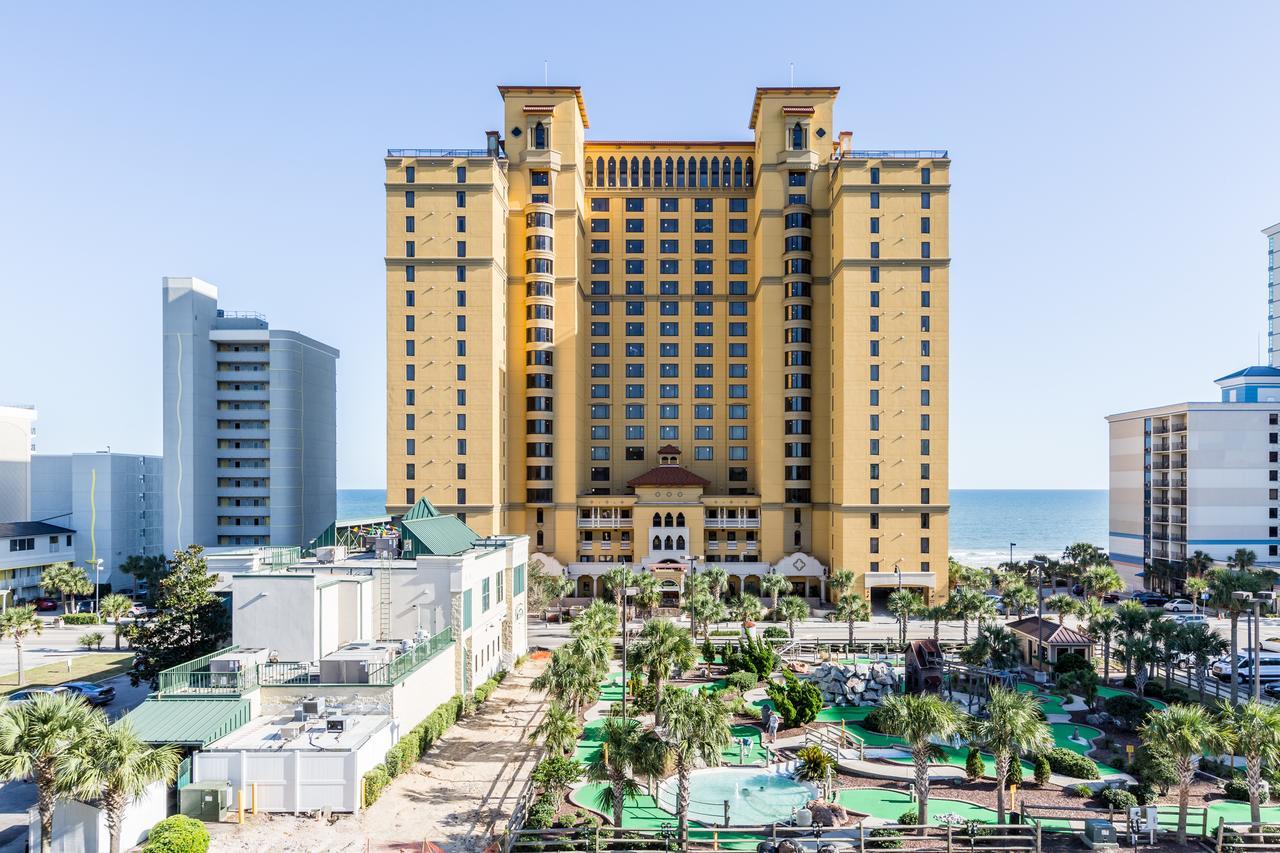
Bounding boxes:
1212 654 1280 683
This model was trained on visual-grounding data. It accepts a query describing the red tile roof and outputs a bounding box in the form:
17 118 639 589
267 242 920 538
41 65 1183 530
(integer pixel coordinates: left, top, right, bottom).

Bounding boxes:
1007 617 1093 646
657 444 681 455
627 464 709 488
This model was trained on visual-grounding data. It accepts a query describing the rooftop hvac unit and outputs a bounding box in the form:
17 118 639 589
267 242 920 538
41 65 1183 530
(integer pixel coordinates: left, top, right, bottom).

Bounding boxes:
327 716 348 734
278 722 305 741
179 781 232 822
1083 819 1116 847
301 697 325 717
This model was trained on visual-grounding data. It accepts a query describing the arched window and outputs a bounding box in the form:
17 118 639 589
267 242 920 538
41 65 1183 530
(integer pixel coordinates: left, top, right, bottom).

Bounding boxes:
664 157 674 187
676 535 686 550
744 158 754 187
733 157 743 187
676 158 685 187
664 536 674 550
791 122 804 150
676 512 685 527
698 157 708 187
664 512 674 527
607 158 617 187
710 158 720 187
630 157 640 187
585 159 594 187
596 157 605 188
642 158 651 187
619 157 628 187
793 529 801 547
536 530 544 547
652 512 662 527
534 122 547 150
652 536 661 549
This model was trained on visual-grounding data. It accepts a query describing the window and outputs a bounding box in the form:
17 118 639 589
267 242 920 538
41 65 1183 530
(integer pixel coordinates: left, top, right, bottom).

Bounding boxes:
921 167 931 185
695 198 713 212
531 170 549 186
870 242 879 259
870 191 879 209
921 191 931 209
456 166 467 183
626 197 644 211
921 216 931 234
591 198 609 211
870 167 880 184
456 191 466 208
405 166 415 183
404 190 415 208
591 219 609 232
870 217 879 234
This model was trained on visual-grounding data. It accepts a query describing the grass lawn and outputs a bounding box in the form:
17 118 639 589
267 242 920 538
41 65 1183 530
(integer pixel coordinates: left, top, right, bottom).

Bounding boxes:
0 652 132 693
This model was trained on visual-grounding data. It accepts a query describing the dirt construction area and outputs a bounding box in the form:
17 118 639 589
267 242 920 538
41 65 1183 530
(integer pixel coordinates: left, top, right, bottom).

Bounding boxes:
207 658 549 853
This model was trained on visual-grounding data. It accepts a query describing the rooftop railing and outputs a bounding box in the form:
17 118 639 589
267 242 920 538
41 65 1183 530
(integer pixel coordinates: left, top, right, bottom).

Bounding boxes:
839 149 949 160
256 626 455 687
157 645 259 696
387 148 498 158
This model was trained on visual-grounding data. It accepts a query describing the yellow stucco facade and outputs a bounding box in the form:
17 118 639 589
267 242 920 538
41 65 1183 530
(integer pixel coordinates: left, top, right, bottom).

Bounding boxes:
385 85 949 604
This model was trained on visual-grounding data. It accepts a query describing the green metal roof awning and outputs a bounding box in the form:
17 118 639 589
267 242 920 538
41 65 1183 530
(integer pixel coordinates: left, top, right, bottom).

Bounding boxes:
402 496 442 520
123 698 252 747
401 514 479 557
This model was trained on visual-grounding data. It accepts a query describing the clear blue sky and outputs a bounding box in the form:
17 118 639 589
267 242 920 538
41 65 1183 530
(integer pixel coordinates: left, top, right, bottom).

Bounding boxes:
2 2 1276 490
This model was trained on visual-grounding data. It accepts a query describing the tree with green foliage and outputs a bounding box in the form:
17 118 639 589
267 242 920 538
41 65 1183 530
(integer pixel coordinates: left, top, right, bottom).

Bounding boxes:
1140 704 1227 844
141 815 209 853
833 592 871 649
887 589 923 646
1175 623 1228 702
700 566 729 601
68 720 180 853
728 593 763 629
683 592 726 644
878 693 964 832
632 620 697 727
119 555 168 605
959 624 1020 670
98 593 133 650
1083 601 1120 682
571 600 618 642
1207 566 1272 704
1081 565 1124 600
530 755 584 797
1219 701 1280 826
531 645 602 713
827 569 857 602
601 564 635 633
765 670 822 729
531 702 581 757
632 571 662 620
126 546 230 689
964 747 985 781
776 595 809 639
1000 583 1037 620
586 716 666 828
1113 600 1151 679
1054 668 1100 710
722 633 779 683
1184 550 1214 579
545 575 575 622
0 606 42 687
794 744 838 784
760 573 790 616
970 686 1054 825
1227 548 1258 571
39 563 88 615
0 691 104 853
659 687 731 844
1044 593 1080 625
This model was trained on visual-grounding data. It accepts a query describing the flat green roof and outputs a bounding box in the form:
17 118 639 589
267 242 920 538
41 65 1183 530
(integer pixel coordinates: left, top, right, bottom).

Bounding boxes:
123 698 252 747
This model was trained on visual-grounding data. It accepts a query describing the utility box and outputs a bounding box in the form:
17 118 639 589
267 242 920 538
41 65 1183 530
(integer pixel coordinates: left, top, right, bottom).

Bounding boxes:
179 781 232 822
1083 819 1117 847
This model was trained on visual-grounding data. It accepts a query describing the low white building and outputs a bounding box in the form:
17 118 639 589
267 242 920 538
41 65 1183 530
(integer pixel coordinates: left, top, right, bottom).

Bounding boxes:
30 451 163 588
0 404 36 524
0 520 75 601
1107 367 1280 588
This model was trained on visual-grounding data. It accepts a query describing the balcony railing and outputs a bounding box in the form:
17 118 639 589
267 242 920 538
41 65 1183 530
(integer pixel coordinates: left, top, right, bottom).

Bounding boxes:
158 645 257 696
838 149 949 160
704 518 762 530
577 518 632 529
257 627 455 687
386 148 497 158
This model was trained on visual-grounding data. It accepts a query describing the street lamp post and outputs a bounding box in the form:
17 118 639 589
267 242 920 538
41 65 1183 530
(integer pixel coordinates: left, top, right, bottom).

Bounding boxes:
1009 543 1016 569
1233 591 1262 703
93 559 103 615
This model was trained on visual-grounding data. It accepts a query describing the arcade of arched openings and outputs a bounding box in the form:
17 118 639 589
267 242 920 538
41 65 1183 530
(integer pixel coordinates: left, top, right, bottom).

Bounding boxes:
585 154 754 189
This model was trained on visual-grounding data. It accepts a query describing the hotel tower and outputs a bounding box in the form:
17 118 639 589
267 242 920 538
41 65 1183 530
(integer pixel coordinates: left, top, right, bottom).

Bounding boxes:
385 85 950 605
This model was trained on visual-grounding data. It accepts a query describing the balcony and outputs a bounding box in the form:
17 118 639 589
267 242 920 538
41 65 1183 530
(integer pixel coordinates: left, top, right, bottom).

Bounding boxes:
704 517 761 530
216 446 269 459
1151 478 1170 489
1152 426 1170 435
215 369 269 382
217 389 270 402
577 517 632 529
1152 461 1170 470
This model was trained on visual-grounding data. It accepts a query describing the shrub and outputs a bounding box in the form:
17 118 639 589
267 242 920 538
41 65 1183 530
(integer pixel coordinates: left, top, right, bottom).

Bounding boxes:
1070 783 1094 798
78 631 105 651
898 809 920 827
862 706 891 734
965 747 985 781
762 626 789 640
1104 694 1151 730
1053 652 1092 676
723 634 780 681
1006 759 1027 789
1034 754 1052 785
1142 681 1165 699
1122 675 1136 689
362 765 390 806
532 756 584 795
61 613 100 625
867 827 904 849
702 636 717 664
765 670 822 729
1224 778 1255 802
1096 786 1138 811
143 815 210 853
1041 747 1100 780
725 670 758 692
1130 783 1158 806
525 792 560 830
794 744 838 783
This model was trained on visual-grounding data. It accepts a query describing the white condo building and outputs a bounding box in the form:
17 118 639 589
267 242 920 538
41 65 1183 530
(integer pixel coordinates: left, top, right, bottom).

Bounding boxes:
30 452 163 587
162 277 339 553
0 405 37 523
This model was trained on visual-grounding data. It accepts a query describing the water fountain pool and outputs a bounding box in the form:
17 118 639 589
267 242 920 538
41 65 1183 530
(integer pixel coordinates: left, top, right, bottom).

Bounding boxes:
655 767 818 826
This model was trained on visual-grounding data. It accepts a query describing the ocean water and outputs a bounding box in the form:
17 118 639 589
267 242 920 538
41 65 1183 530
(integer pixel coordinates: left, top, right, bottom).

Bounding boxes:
336 488 1108 568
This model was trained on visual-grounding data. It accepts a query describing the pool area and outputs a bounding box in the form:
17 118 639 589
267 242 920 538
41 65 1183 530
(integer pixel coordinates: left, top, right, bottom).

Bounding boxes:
656 767 817 826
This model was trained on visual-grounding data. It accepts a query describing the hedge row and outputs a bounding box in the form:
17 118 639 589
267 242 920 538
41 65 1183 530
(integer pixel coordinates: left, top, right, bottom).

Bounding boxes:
61 613 100 625
362 669 510 807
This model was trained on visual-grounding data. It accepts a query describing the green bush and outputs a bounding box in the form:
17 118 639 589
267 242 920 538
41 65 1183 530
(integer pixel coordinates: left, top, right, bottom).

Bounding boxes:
1034 754 1052 785
362 765 390 807
897 809 919 827
531 756 584 795
765 670 822 729
762 626 789 640
965 747 985 781
1142 681 1165 699
1006 759 1027 789
143 815 209 853
1224 778 1255 802
725 670 758 692
61 613 100 625
525 792 560 830
1132 743 1178 794
862 706 891 734
1130 783 1158 806
1122 675 1136 689
867 827 904 849
1070 783 1094 797
723 634 779 681
1096 786 1137 810
1104 694 1152 730
1053 652 1092 676
1041 747 1100 780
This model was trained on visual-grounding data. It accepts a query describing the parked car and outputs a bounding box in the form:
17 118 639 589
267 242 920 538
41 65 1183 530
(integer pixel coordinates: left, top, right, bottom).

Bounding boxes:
1164 599 1196 613
1102 592 1123 603
59 681 115 706
75 600 96 613
7 686 70 703
1162 613 1209 627
32 598 59 612
1213 653 1280 683
1264 681 1280 700
128 603 154 618
1133 592 1170 607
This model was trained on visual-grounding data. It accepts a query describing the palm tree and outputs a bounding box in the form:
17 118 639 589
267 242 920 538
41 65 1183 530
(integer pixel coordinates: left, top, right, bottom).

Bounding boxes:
1114 600 1151 679
572 600 619 642
1118 635 1158 696
659 687 731 844
970 686 1054 824
922 604 949 643
1184 576 1209 614
1085 606 1121 683
1043 593 1079 625
1176 623 1228 702
728 594 763 630
66 573 93 615
1219 701 1280 826
1184 550 1214 578
1227 549 1258 571
760 574 790 616
547 575 575 621
39 563 83 615
531 701 581 757
1000 584 1036 620
632 620 697 727
586 716 664 828
683 592 724 644
960 624 1020 671
776 596 809 639
0 606 42 687
878 693 963 831
833 594 871 649
1148 618 1181 690
98 594 133 650
1140 704 1226 844
1081 565 1123 600
601 564 635 631
887 590 922 646
68 720 180 853
0 692 104 853
1208 567 1268 703
532 646 602 713
828 569 857 603
701 566 729 601
633 572 662 620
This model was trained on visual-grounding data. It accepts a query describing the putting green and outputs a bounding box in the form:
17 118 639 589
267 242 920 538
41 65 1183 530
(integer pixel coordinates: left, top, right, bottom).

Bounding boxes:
574 717 609 764
1096 685 1167 710
568 783 764 849
753 698 879 723
721 723 768 765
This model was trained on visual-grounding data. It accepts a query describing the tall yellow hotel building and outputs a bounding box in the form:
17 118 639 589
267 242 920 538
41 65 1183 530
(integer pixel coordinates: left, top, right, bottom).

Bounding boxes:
385 86 950 607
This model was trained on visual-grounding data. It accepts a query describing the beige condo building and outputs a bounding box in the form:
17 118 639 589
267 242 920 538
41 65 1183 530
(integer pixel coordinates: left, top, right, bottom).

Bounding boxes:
385 85 949 606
